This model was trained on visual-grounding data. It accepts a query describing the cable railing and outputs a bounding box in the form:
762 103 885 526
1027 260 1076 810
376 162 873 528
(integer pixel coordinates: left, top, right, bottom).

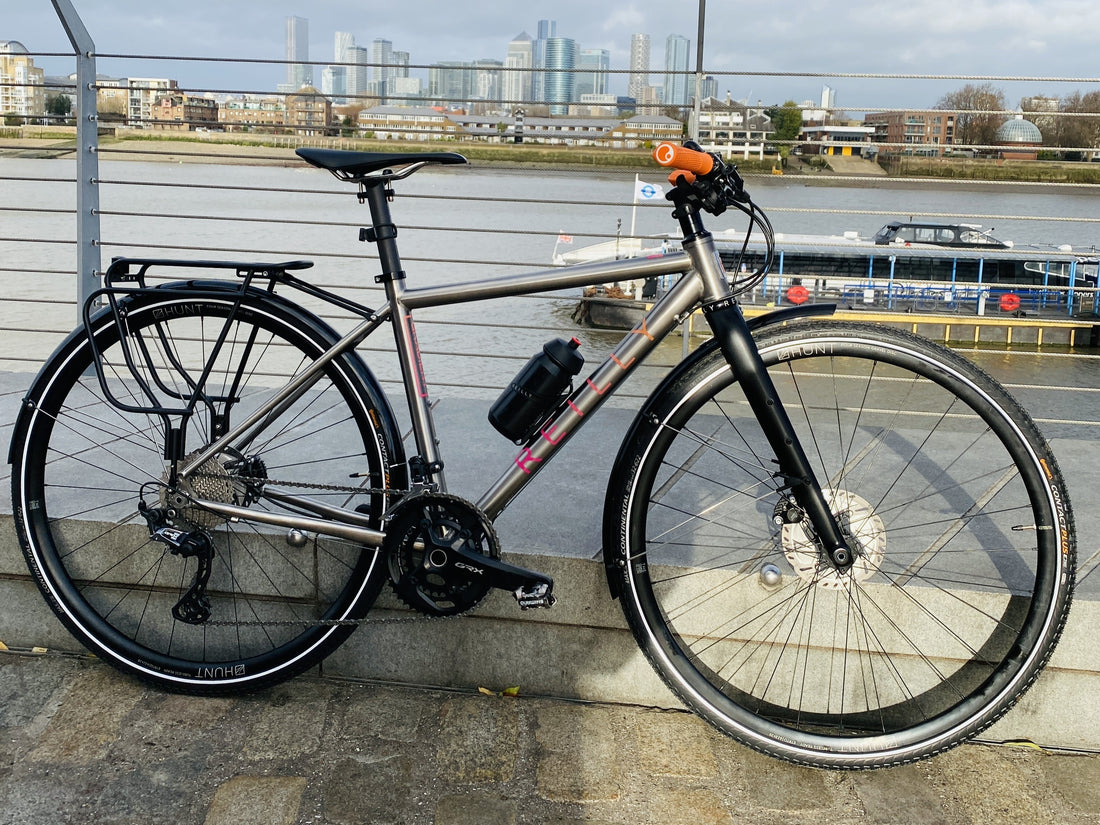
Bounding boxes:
3 3 1100 401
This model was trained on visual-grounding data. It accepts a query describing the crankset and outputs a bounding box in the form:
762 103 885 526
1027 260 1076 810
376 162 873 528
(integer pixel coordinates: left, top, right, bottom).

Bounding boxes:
383 492 555 617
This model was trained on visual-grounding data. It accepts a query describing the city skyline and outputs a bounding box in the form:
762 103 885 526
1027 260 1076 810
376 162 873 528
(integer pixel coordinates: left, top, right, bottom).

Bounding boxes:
284 16 694 110
8 0 1100 112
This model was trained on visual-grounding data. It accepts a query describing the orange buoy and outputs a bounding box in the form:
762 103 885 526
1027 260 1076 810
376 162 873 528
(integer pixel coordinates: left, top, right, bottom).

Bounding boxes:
787 285 809 304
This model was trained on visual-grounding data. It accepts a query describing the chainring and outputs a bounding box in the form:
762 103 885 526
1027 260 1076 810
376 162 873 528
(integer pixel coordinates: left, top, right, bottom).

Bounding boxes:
383 492 501 617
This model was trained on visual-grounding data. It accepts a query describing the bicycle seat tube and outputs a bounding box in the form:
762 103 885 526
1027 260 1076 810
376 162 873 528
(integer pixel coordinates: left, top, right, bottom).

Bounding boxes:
683 210 854 570
360 178 446 489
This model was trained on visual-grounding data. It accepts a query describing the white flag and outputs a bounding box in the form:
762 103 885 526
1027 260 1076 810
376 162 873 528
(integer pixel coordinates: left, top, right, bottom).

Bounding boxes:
634 178 664 202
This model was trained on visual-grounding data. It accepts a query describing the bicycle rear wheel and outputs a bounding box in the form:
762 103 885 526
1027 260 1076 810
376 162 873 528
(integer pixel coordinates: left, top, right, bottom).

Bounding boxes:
10 286 403 693
606 321 1074 767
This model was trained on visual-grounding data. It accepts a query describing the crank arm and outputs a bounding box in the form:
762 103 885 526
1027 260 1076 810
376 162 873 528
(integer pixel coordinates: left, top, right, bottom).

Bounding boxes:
447 543 556 608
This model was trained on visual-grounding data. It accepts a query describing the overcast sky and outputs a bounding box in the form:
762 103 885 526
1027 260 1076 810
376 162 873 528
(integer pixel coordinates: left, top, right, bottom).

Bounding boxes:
8 0 1100 111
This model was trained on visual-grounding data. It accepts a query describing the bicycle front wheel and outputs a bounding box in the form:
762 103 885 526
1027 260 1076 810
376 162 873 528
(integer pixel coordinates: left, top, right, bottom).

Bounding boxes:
606 321 1074 768
11 286 403 693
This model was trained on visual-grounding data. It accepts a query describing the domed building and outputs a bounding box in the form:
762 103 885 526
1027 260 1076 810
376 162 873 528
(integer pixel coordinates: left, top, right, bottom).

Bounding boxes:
995 111 1043 160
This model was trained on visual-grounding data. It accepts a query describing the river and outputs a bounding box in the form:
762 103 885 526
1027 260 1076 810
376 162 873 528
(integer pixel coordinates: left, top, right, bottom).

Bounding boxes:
2 154 1100 393
2 154 1098 590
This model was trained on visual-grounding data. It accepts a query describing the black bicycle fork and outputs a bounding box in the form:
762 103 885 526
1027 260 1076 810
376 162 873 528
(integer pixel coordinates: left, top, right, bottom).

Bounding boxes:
703 296 854 571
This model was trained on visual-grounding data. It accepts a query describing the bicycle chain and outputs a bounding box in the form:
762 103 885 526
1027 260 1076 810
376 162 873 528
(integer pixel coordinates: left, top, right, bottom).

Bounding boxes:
193 470 399 500
191 472 451 628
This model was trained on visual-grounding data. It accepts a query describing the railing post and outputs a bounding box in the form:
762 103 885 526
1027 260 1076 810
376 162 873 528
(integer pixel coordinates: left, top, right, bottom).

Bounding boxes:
51 0 101 318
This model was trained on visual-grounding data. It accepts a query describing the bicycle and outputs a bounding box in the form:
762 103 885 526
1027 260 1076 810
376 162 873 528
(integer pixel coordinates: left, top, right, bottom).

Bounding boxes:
8 141 1076 768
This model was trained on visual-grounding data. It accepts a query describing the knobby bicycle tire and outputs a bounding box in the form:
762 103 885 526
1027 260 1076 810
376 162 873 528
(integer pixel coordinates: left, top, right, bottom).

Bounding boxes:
605 321 1074 768
10 286 404 694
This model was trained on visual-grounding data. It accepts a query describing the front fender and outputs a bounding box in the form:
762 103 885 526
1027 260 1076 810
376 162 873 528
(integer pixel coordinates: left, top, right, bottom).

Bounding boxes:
746 302 835 332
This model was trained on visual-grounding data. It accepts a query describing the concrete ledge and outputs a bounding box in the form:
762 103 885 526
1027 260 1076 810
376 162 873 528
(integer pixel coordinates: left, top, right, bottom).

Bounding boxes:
2 512 1096 752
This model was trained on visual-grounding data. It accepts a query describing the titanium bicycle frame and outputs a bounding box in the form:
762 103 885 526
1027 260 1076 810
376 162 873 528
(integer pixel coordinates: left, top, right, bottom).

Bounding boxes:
172 174 854 569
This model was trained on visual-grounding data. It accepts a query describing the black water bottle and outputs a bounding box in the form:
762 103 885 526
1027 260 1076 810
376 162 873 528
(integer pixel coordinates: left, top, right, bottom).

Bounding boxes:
489 337 584 443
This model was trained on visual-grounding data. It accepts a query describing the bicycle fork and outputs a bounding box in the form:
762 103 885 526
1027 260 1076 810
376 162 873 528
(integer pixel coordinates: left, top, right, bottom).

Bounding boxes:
703 296 854 571
679 224 854 572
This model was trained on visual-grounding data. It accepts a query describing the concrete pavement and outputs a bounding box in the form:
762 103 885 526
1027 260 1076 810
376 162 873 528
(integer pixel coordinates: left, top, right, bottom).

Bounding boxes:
2 650 1100 825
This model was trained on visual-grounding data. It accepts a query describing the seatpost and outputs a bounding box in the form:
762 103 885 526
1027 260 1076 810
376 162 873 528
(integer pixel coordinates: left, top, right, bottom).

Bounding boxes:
358 177 447 489
359 180 404 281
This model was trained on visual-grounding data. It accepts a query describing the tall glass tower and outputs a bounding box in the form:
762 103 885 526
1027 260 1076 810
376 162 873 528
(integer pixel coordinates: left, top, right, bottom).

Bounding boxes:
663 34 691 107
503 32 533 109
575 49 610 98
285 16 311 89
544 37 576 115
532 19 556 104
628 33 650 102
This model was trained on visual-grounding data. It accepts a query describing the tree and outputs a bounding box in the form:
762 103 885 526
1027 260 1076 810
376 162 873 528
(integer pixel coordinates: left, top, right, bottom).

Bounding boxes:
45 94 72 119
1051 91 1100 159
766 100 802 145
936 83 1006 150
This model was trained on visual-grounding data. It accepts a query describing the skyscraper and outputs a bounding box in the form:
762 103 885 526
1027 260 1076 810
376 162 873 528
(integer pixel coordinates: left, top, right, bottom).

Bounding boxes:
372 38 393 90
328 32 354 103
334 32 353 65
321 65 346 100
285 16 311 89
544 36 575 115
532 19 556 103
503 32 533 108
575 49 610 98
663 34 691 107
347 45 370 99
628 33 650 102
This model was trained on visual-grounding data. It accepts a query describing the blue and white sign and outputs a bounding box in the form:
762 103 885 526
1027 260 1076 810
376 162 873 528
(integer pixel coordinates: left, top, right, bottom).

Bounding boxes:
635 178 664 202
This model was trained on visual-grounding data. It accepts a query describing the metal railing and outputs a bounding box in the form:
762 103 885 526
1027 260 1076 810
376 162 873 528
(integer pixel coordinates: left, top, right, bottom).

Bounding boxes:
2 2 1100 400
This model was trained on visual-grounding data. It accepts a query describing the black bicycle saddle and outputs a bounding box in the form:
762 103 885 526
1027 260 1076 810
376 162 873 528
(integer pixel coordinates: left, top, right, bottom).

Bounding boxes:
296 147 468 179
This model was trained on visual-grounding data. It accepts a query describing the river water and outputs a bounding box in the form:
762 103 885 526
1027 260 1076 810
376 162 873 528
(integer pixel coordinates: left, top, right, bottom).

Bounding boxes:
2 155 1100 399
2 154 1098 588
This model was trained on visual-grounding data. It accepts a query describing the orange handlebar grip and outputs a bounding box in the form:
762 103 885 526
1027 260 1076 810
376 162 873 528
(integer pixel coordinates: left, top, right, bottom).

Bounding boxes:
652 142 714 176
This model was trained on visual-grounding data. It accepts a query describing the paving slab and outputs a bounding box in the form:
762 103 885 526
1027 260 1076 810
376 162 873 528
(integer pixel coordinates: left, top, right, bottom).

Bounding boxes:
0 651 1098 824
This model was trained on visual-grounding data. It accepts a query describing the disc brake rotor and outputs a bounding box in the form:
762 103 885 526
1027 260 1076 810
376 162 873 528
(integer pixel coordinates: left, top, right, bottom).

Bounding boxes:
781 489 886 589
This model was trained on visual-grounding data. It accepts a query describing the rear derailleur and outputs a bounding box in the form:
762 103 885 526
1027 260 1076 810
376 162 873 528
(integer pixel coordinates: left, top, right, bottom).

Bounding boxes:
139 501 214 625
383 492 555 617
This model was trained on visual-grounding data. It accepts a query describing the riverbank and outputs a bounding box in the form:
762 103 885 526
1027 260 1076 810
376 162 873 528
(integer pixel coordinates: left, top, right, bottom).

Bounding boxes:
7 128 1100 183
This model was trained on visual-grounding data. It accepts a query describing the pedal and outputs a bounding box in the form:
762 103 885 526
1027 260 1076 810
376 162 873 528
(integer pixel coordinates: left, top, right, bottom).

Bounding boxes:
514 582 556 610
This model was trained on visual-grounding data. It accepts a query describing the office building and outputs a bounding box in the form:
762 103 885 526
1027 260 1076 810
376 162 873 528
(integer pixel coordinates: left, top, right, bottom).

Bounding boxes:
532 19 556 103
503 32 533 108
321 65 346 100
663 34 691 107
346 45 370 99
285 16 311 89
544 37 576 115
575 49 610 98
372 39 393 88
334 32 353 64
